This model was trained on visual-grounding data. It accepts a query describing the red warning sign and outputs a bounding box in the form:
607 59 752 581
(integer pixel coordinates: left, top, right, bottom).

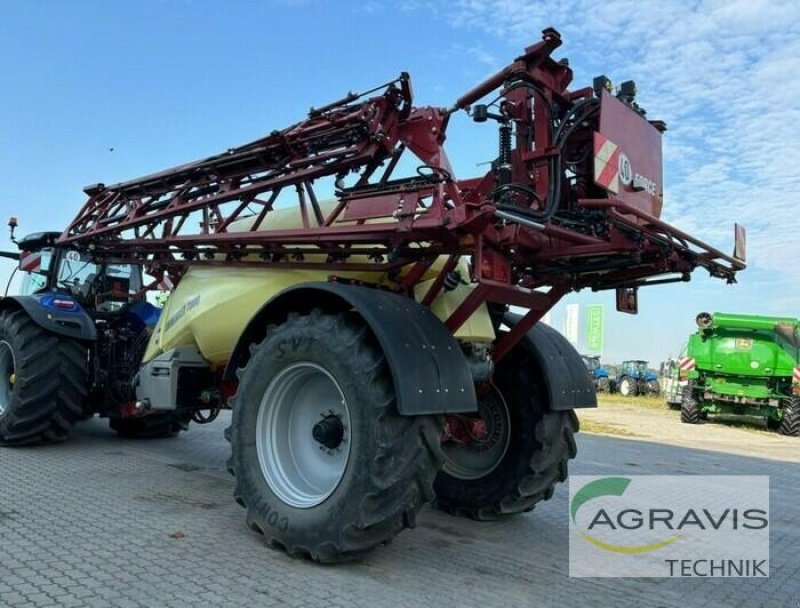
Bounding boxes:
19 251 41 272
593 132 621 195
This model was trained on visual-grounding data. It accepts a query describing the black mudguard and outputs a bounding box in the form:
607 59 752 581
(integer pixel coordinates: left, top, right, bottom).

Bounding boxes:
505 312 596 410
225 282 477 416
0 295 97 341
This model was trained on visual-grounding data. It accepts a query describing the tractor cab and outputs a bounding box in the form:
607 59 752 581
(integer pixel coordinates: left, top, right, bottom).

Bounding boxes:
621 360 650 378
581 355 600 373
7 221 143 312
14 231 60 296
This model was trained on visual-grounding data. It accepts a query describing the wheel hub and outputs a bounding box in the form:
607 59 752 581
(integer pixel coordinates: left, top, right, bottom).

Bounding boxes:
312 414 345 450
256 362 351 509
440 384 511 481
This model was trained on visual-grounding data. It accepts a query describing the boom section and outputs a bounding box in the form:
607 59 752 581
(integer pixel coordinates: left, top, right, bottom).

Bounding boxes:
58 28 744 337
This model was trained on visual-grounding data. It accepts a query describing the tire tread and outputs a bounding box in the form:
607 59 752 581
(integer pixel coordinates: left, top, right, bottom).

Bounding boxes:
779 397 800 437
226 310 442 562
680 385 700 424
0 310 88 445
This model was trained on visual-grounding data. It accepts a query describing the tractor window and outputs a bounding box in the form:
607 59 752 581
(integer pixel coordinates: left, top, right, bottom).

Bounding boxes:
18 248 53 295
57 251 99 295
19 270 48 295
56 250 142 306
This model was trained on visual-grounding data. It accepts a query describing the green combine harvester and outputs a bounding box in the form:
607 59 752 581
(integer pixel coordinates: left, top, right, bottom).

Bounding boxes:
680 312 800 435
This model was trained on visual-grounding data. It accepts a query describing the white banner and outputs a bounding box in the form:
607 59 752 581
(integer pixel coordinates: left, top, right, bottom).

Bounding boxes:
564 303 579 345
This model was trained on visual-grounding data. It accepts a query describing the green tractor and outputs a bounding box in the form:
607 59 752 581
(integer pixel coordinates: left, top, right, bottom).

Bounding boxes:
681 312 800 435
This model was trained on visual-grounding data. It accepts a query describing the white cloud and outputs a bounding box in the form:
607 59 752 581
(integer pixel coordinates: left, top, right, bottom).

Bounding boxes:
450 42 498 69
422 0 800 286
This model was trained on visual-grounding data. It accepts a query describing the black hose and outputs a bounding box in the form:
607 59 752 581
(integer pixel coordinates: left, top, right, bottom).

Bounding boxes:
4 266 18 297
533 98 599 222
489 83 600 224
491 183 541 203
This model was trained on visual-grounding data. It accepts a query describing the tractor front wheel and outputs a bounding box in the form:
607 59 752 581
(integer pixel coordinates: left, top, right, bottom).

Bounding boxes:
434 346 577 520
596 377 610 393
227 310 442 562
680 386 700 424
778 397 800 437
0 310 88 445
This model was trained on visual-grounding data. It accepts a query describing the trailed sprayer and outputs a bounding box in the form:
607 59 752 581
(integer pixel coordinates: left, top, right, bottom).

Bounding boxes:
0 28 744 561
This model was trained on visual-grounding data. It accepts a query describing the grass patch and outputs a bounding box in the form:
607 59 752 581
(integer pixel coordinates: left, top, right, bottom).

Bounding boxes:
580 420 639 438
596 393 669 410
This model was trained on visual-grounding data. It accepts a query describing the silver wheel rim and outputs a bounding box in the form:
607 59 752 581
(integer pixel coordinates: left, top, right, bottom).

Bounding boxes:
256 362 351 509
0 340 15 416
442 386 511 481
620 379 631 396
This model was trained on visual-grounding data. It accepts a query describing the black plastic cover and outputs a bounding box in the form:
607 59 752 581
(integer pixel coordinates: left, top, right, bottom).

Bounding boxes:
505 312 596 410
226 282 477 416
0 295 97 341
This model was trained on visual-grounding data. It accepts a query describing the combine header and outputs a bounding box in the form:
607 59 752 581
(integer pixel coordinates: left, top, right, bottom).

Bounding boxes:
1 28 744 561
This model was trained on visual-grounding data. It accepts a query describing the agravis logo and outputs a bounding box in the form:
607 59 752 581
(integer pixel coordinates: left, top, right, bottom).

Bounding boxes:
568 475 770 578
570 477 682 554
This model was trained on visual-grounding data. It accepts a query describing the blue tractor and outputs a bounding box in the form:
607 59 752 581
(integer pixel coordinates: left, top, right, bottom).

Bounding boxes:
581 355 614 393
617 360 660 397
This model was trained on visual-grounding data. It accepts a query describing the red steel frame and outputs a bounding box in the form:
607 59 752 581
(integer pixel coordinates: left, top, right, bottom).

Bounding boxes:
58 28 744 361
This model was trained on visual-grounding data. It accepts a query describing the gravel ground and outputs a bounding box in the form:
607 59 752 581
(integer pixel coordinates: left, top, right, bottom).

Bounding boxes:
0 410 796 607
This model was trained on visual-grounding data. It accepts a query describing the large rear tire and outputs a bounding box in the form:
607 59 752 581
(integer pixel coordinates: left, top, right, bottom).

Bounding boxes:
434 346 578 520
227 310 443 562
0 310 88 445
680 386 700 424
778 397 800 437
619 377 638 397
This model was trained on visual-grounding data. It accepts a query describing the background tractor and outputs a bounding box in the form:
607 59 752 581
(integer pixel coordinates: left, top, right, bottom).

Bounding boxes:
680 312 800 435
617 359 660 397
0 29 744 561
581 354 615 393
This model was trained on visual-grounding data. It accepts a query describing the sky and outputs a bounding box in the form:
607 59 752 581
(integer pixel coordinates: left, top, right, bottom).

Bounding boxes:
1 0 798 364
